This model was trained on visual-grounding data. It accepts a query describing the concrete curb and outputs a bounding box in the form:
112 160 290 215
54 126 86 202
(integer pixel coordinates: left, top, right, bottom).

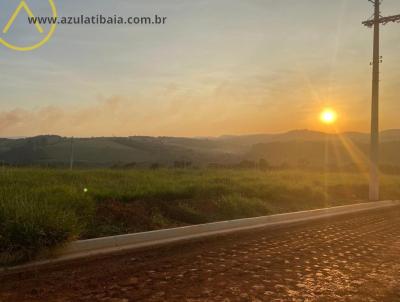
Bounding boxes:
1 200 399 275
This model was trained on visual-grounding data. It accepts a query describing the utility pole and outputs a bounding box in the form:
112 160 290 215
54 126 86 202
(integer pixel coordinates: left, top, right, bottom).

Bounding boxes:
362 1 400 201
70 137 74 170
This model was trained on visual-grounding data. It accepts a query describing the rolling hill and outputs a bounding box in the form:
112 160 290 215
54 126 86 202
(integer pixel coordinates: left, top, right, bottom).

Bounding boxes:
1 129 400 168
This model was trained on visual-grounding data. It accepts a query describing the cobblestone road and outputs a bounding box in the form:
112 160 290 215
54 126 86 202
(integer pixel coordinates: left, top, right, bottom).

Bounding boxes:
1 207 400 302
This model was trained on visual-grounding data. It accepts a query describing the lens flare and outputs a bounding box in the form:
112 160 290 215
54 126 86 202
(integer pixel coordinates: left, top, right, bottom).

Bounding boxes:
320 109 337 124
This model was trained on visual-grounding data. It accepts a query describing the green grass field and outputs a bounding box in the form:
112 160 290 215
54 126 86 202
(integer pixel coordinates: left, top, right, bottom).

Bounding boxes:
1 168 400 265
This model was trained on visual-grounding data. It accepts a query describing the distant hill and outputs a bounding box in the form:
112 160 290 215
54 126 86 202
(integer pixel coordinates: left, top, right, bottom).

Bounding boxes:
0 135 240 167
215 129 400 144
245 130 400 169
1 129 400 168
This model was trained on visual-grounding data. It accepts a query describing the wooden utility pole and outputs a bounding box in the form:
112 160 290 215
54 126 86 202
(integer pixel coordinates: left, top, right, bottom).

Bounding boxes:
363 1 400 201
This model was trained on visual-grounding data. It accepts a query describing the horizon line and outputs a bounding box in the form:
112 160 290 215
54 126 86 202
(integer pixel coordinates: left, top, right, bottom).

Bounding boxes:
2 128 400 140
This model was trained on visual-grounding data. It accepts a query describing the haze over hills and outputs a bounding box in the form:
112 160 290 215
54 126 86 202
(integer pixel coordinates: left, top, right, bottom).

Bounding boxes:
1 129 400 169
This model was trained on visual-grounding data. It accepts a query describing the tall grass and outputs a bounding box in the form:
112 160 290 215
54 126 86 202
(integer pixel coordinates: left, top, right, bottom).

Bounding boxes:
1 168 400 265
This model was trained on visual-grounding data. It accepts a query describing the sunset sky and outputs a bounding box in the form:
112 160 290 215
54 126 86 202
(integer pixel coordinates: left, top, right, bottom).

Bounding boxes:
0 0 399 137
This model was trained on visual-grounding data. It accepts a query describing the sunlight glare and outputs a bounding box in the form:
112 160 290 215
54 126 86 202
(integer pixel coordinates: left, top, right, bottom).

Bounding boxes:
320 109 337 124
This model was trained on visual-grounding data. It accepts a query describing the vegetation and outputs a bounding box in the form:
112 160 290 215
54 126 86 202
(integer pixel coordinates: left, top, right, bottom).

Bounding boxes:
1 167 400 265
2 130 400 169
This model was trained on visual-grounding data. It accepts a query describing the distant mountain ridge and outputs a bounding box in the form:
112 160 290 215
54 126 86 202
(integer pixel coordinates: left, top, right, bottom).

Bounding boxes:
1 129 400 168
216 129 400 143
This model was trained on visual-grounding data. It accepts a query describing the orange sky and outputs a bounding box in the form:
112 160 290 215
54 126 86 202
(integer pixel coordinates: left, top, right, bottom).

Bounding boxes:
0 0 399 137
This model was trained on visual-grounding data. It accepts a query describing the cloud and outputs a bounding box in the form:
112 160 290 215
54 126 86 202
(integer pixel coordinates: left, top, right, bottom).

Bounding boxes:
0 79 304 137
0 109 25 131
1 67 392 138
0 97 138 137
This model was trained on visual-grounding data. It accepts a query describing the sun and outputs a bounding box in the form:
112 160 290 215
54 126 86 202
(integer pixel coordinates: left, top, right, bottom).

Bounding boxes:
320 109 337 124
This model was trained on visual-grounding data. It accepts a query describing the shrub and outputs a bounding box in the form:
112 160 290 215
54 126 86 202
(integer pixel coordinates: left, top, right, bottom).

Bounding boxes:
214 194 271 220
0 199 79 265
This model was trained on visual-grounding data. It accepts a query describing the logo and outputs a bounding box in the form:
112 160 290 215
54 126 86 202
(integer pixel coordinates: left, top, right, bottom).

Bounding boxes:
0 0 57 51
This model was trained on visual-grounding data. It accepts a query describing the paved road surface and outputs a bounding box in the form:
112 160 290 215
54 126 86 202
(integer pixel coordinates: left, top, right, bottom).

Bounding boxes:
1 207 400 302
